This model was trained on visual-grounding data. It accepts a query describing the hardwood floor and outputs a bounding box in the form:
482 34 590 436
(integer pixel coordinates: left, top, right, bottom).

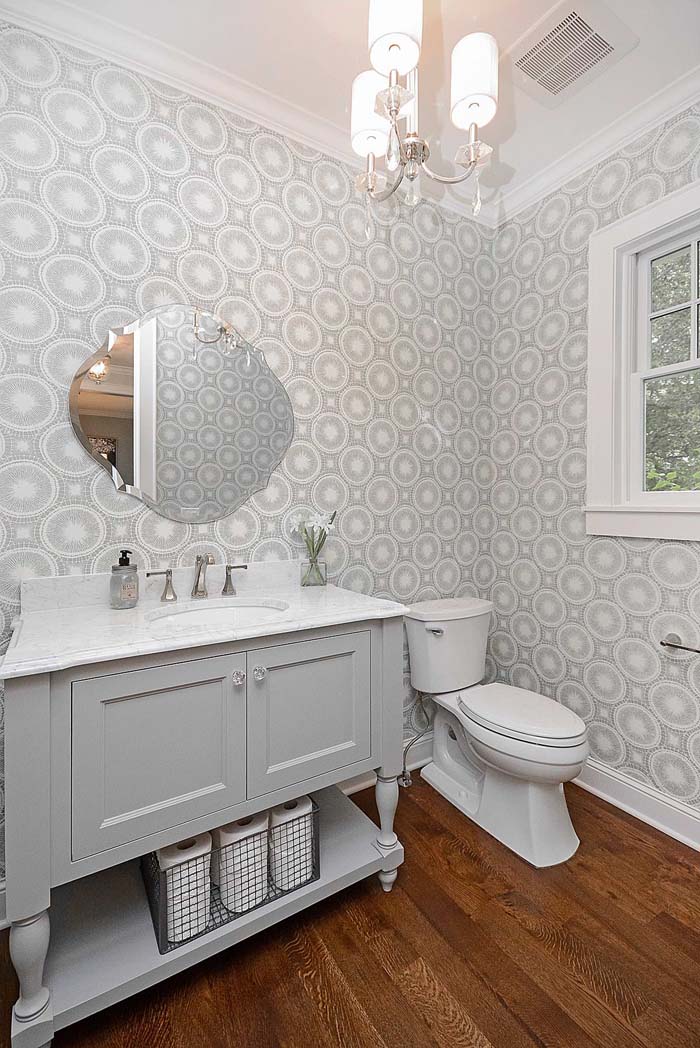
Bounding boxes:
2 780 699 1048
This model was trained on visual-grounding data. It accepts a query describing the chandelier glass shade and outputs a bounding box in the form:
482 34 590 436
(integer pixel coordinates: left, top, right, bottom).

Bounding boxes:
351 0 499 216
451 32 499 129
368 0 422 76
351 70 391 157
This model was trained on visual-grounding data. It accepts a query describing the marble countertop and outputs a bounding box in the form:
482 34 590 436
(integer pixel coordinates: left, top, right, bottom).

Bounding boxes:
1 561 407 680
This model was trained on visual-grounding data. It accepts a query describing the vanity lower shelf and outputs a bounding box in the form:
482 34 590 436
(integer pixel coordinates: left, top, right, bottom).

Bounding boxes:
44 786 403 1032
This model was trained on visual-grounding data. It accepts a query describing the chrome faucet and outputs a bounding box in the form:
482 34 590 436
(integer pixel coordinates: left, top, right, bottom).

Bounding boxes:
191 553 215 599
222 563 248 596
146 568 177 603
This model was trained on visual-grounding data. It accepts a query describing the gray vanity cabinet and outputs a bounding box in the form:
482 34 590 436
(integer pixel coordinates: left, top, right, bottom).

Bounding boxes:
3 611 404 1048
246 631 371 797
70 653 247 860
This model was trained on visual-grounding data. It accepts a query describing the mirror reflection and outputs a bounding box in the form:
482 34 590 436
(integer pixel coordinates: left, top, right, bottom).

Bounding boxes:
70 305 294 524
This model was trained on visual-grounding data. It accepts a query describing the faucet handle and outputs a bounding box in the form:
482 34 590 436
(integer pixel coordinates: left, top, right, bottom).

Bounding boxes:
222 563 248 596
146 568 177 603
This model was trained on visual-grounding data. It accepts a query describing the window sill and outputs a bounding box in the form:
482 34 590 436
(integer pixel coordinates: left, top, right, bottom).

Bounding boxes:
585 504 700 541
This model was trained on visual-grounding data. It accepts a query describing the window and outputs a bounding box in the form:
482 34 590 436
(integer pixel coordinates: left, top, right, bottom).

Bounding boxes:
587 181 700 540
636 234 700 496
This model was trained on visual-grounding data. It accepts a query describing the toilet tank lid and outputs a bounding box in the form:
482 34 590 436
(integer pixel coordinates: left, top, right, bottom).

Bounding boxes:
405 598 494 622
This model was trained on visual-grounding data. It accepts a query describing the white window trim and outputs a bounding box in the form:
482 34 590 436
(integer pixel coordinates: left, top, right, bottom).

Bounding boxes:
586 180 700 541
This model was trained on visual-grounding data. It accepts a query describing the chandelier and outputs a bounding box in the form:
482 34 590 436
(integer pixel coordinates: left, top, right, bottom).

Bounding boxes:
88 357 111 384
351 0 498 217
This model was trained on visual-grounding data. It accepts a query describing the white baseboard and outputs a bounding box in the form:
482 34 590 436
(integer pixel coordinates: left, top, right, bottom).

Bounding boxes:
574 759 700 852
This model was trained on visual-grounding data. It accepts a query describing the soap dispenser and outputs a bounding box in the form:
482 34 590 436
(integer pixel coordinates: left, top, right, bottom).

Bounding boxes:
110 549 139 609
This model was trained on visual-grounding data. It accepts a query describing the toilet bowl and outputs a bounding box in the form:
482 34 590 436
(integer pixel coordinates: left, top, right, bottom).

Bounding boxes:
405 599 589 867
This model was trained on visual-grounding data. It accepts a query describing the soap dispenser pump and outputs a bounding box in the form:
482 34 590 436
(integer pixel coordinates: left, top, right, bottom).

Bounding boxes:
110 549 139 609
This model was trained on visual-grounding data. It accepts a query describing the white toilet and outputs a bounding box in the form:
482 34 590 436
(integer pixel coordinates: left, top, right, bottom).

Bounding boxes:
405 598 589 867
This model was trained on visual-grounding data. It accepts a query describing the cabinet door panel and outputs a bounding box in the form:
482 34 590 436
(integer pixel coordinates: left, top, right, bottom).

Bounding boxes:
71 654 246 859
247 632 371 796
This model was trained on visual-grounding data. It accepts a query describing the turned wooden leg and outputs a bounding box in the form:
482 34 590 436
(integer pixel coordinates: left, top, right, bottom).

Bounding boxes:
10 911 50 1023
375 775 400 892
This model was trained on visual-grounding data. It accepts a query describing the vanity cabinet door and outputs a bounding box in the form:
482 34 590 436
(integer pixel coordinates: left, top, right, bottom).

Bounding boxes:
71 654 247 860
246 631 371 797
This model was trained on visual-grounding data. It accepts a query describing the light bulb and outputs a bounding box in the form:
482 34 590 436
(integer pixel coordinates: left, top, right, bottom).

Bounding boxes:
368 0 422 76
451 32 499 130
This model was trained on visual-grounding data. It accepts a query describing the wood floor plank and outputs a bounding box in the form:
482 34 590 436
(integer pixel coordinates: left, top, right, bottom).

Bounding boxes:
316 890 439 1048
283 923 390 1048
400 957 495 1048
0 781 697 1048
367 882 544 1048
398 855 601 1048
397 795 641 1048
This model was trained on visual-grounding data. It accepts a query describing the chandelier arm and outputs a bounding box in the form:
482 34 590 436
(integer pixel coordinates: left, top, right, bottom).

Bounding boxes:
393 116 409 166
421 158 478 185
194 332 225 345
368 163 406 202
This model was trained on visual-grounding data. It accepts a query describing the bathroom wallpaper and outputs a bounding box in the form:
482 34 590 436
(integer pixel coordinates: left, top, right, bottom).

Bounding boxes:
152 306 295 522
1 19 700 880
479 104 700 806
0 21 491 874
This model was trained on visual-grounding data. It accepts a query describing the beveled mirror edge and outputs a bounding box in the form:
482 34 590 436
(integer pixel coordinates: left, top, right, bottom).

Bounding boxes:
69 321 139 501
68 303 296 524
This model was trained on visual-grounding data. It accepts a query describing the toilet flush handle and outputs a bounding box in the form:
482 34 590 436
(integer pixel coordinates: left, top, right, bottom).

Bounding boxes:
425 625 444 636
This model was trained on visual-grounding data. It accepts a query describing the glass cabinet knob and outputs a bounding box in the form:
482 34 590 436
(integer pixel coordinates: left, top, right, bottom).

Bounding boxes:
231 670 246 686
252 665 267 682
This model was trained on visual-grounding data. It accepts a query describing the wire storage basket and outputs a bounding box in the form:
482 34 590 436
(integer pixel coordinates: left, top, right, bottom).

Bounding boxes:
141 798 320 953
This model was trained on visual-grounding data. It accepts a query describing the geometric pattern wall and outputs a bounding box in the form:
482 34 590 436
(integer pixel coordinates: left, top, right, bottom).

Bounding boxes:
481 105 700 806
1 20 700 884
0 20 489 829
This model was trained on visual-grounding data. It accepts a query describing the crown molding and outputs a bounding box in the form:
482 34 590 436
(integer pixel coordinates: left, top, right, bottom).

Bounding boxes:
0 1 358 165
496 63 700 225
0 0 497 228
4 2 697 231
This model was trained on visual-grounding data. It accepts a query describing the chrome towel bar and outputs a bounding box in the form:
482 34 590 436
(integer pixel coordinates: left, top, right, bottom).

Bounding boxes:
660 633 700 655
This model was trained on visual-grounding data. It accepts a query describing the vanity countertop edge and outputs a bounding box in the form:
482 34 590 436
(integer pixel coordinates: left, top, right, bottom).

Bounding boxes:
1 580 408 681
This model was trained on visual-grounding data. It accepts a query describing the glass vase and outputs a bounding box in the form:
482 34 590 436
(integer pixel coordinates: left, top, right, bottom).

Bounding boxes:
301 557 327 587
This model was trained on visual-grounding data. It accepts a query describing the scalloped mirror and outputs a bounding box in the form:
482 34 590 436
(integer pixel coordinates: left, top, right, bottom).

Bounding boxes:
69 304 294 524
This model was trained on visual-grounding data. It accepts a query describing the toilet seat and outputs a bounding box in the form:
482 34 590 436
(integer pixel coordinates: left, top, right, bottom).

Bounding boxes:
457 683 587 748
457 710 590 769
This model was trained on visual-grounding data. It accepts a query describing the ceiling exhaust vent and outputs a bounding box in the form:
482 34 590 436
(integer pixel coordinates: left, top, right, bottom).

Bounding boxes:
507 0 638 108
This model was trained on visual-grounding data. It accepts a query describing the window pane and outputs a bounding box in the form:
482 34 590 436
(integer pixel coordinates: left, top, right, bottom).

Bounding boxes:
651 246 691 312
645 370 700 491
650 307 691 368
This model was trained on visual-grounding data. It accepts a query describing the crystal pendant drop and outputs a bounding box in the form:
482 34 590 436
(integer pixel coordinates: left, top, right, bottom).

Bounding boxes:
364 195 374 242
405 178 421 208
472 172 482 218
386 125 401 172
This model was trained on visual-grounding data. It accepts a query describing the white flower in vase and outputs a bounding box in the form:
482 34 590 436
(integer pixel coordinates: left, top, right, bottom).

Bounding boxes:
294 511 337 586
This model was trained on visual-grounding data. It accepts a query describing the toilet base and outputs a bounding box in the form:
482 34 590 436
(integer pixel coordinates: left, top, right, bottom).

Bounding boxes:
422 706 581 868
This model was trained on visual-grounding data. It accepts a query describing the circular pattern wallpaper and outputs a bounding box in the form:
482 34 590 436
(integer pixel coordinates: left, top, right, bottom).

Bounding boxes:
1 21 700 884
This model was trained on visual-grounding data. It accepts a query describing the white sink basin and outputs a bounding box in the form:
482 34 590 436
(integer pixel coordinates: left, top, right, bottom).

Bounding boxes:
147 597 290 633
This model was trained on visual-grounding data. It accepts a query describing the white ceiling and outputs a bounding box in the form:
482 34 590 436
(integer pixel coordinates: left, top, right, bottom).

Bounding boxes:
4 0 700 225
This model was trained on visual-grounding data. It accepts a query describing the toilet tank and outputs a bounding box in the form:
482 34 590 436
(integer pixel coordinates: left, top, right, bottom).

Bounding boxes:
404 598 494 694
